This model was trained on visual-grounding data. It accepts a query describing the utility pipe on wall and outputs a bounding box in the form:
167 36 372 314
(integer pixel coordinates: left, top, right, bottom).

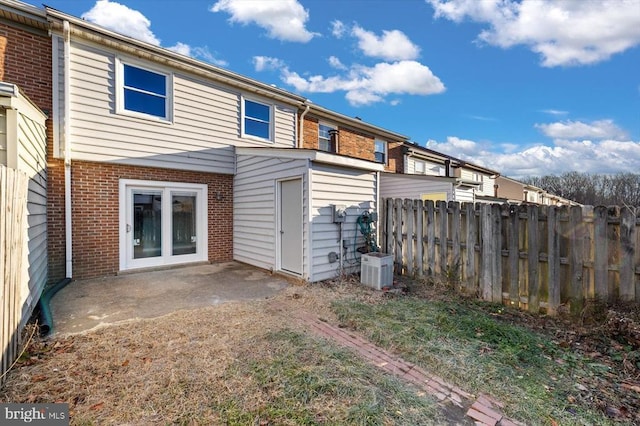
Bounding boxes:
297 102 311 148
63 20 72 278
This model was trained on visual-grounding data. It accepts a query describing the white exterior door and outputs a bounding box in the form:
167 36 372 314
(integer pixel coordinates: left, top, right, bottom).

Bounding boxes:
279 178 303 275
119 180 208 271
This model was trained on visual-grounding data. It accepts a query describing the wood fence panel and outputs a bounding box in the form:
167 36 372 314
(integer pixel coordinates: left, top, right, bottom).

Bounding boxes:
385 198 393 256
569 206 585 315
381 198 640 317
1 166 29 386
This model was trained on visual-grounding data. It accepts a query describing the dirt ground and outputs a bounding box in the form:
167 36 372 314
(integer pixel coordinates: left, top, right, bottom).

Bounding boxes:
2 276 639 424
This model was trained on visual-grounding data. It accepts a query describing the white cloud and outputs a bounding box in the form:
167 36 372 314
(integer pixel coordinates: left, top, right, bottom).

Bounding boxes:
282 60 445 106
331 20 346 38
211 0 317 42
351 25 420 60
425 134 640 178
82 0 160 44
328 56 347 70
541 109 569 116
82 1 227 65
427 0 640 66
253 56 285 71
535 119 627 140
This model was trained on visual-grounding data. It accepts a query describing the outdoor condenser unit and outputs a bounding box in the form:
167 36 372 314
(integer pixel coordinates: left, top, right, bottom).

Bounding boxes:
360 253 393 290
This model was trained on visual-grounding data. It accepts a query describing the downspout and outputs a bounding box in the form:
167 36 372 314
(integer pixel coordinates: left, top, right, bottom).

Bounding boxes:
298 101 311 148
63 20 72 279
38 21 73 336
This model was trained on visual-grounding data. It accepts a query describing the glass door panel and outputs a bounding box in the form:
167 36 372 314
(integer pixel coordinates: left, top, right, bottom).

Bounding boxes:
133 191 162 259
172 194 197 255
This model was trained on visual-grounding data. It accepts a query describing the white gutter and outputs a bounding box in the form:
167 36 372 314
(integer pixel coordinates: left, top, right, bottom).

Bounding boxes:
298 102 311 148
63 20 72 278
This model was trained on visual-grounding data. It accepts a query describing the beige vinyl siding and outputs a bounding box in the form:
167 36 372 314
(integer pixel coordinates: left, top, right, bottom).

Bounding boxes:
310 164 377 282
0 91 48 325
17 108 47 324
380 173 454 201
407 157 445 176
234 154 308 274
57 39 297 174
0 109 6 164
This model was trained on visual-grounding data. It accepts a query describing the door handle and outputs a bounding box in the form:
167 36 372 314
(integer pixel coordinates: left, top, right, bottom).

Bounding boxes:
126 224 132 233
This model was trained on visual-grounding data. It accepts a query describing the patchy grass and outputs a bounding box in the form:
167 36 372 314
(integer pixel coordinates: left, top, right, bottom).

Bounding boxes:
332 294 617 425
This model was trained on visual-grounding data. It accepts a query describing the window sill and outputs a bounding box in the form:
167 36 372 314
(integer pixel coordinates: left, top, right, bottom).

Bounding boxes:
116 109 173 125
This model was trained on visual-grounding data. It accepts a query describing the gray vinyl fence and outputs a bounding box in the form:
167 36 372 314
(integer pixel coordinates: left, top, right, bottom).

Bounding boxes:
381 198 640 315
1 166 29 386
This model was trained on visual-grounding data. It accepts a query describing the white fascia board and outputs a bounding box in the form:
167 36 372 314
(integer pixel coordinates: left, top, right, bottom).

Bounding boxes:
380 171 457 183
236 147 385 172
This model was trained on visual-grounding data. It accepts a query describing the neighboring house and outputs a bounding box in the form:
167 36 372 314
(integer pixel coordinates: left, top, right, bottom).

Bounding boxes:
381 142 501 203
0 4 401 284
0 82 47 324
495 176 577 206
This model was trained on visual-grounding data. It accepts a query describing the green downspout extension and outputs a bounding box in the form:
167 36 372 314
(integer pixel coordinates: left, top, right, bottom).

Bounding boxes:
37 278 71 336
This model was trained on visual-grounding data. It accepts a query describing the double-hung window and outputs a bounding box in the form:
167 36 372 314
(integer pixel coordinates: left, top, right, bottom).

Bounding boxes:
243 98 272 141
414 160 426 174
374 140 387 164
318 123 337 152
120 61 170 120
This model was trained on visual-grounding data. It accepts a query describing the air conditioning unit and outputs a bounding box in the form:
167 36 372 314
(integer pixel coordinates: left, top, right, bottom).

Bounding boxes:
360 253 393 290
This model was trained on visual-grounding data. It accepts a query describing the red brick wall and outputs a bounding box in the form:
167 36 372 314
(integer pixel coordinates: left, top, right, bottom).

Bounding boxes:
0 22 62 281
387 141 404 173
70 161 233 279
302 116 376 161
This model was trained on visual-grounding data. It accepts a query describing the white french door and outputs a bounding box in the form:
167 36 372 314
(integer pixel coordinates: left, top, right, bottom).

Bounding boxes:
119 180 208 271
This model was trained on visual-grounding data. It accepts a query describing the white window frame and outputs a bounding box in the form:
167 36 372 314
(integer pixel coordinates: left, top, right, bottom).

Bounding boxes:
115 57 173 123
414 159 426 174
318 122 337 152
241 96 273 142
374 139 387 164
119 179 208 271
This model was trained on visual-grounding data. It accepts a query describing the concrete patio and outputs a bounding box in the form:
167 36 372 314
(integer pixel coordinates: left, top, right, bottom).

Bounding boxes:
49 262 291 335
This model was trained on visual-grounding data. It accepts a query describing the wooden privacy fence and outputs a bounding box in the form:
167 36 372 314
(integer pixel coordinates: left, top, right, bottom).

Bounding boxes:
1 165 28 386
381 198 640 316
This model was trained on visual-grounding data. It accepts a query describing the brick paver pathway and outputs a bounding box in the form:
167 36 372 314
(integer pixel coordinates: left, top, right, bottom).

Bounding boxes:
297 312 524 426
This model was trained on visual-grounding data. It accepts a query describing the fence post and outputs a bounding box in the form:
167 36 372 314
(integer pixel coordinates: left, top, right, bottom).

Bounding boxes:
406 199 414 276
415 200 424 277
527 205 540 313
593 206 608 300
620 206 636 301
507 204 519 306
426 200 435 277
547 206 561 314
480 204 493 301
491 204 502 302
385 198 394 256
394 198 403 273
438 201 447 277
451 201 461 288
465 203 477 295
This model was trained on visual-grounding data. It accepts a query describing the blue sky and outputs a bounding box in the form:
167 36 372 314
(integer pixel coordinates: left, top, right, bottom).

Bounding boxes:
40 0 640 178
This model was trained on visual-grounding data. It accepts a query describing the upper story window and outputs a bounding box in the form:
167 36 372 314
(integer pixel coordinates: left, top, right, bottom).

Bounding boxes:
375 140 387 164
242 98 272 141
319 123 337 152
121 62 170 120
414 160 426 174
